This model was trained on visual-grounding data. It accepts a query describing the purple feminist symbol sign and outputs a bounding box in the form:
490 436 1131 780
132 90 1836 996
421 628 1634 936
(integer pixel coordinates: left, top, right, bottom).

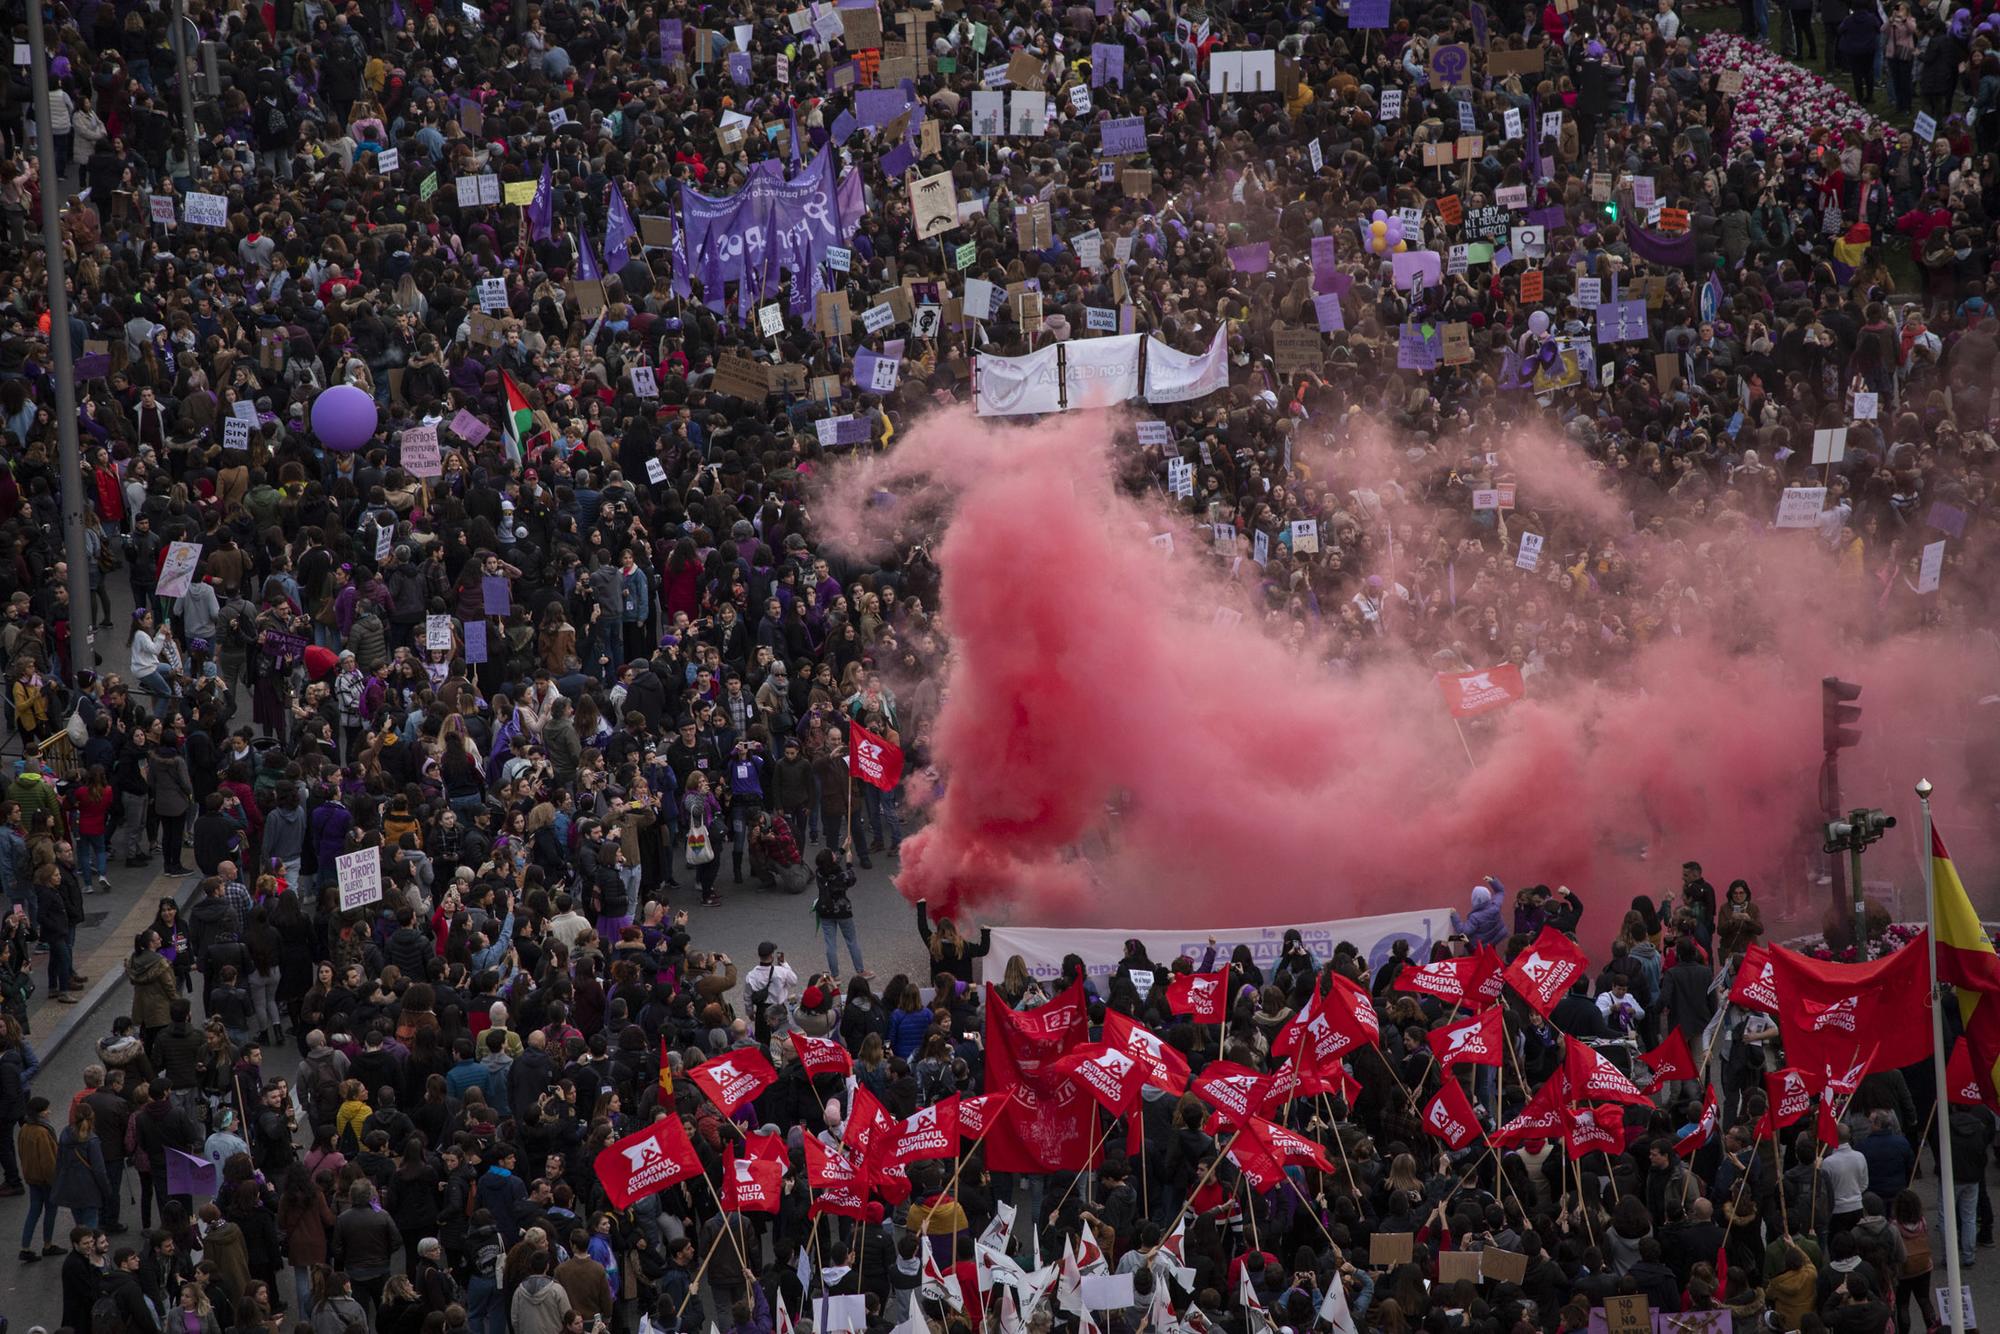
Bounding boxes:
1430 44 1470 85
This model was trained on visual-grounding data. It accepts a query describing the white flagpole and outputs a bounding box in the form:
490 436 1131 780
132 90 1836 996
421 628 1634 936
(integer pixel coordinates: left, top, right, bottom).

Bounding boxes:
1921 777 1964 1334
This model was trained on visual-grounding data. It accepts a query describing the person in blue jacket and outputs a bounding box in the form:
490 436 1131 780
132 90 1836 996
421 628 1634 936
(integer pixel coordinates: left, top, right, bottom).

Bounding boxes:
1451 877 1509 948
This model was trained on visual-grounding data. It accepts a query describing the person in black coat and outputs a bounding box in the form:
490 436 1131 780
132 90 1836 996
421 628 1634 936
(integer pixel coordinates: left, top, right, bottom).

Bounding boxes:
107 1247 166 1334
60 1225 101 1330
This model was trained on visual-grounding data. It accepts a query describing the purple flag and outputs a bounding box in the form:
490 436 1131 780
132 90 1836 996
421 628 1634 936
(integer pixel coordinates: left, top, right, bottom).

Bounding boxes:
604 187 637 271
528 159 554 243
728 52 752 86
1228 242 1271 273
789 106 802 168
575 223 601 281
167 1149 217 1197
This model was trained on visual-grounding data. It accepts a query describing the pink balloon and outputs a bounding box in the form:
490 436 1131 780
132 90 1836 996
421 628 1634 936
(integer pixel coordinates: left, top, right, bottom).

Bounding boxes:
311 385 379 453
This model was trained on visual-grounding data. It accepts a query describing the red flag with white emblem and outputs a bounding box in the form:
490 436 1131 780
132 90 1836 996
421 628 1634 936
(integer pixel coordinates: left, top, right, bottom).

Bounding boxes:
688 1048 778 1117
1421 1078 1483 1150
1427 1007 1505 1070
1166 969 1230 1024
1503 927 1589 1017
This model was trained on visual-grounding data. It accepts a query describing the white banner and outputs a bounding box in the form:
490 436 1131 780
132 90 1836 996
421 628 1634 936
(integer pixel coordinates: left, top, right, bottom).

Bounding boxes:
984 906 1450 983
1062 333 1143 410
336 847 383 912
1143 325 1230 404
974 345 1063 417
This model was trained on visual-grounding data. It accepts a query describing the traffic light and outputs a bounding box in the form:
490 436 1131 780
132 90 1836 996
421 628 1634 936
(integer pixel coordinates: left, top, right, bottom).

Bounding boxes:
1823 677 1862 753
1824 808 1895 852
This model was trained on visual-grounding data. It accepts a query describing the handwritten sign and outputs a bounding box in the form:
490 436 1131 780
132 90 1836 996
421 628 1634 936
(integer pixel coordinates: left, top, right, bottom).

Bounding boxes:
337 848 382 912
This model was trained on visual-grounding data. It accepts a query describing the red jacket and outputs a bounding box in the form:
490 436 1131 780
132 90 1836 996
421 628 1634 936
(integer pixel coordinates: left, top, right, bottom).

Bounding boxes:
74 783 115 837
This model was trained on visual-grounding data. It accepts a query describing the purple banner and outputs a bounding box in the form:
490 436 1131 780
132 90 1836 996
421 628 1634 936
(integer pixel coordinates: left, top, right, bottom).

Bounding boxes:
831 111 858 145
1314 292 1346 332
1349 0 1391 29
1100 116 1146 156
1528 206 1567 232
463 620 488 665
1626 223 1697 268
1228 242 1272 273
856 89 910 127
880 143 914 178
660 19 683 63
482 576 511 617
836 417 873 445
674 147 856 318
728 52 752 86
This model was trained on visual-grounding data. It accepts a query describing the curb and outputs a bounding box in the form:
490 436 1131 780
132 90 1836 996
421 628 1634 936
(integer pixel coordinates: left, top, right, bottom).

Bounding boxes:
32 869 199 1064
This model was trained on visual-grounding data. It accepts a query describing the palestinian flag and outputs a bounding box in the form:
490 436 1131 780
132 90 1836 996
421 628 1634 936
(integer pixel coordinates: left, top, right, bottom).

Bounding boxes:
503 371 533 463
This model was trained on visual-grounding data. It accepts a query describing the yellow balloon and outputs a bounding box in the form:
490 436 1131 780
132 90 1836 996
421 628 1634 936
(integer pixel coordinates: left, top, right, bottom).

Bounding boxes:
1394 240 1407 252
1371 220 1388 235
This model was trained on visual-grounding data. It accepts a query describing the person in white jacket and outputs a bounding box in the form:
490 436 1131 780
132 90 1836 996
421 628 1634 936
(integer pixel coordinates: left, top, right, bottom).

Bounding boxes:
70 94 105 186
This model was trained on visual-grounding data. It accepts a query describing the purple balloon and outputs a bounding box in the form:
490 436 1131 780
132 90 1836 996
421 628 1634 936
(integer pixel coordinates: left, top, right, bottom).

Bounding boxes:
311 385 378 452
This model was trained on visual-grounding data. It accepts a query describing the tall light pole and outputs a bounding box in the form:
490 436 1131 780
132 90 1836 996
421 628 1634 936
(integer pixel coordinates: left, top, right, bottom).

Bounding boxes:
1920 778 1965 1334
169 0 202 172
25 0 94 686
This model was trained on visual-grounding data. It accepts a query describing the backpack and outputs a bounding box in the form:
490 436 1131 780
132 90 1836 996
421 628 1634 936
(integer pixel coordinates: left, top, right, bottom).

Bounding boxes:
303 1057 344 1126
93 1292 129 1334
261 96 289 139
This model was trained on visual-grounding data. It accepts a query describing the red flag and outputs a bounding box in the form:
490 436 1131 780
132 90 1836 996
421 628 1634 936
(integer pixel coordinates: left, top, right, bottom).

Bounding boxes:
740 1130 788 1167
885 1097 962 1165
1564 1105 1625 1157
688 1048 778 1117
803 1137 870 1219
1055 1043 1148 1116
1192 1060 1273 1125
1166 969 1230 1024
1223 1132 1288 1194
1766 938 1933 1073
1503 927 1589 1017
983 980 1097 1174
1277 973 1380 1065
848 718 904 790
1675 1085 1719 1158
1715 1243 1729 1304
1815 1051 1872 1144
1493 1072 1568 1147
842 1083 894 1164
1756 1066 1822 1137
593 1114 703 1209
1946 1039 2000 1111
1436 664 1526 718
1251 1116 1336 1172
1728 944 1781 1015
1561 1040 1652 1106
956 1090 1013 1138
1102 1010 1192 1095
721 1148 784 1213
1640 1029 1696 1092
1395 948 1504 1006
789 1030 854 1078
1422 1078 1483 1150
659 1037 674 1097
1427 1007 1505 1069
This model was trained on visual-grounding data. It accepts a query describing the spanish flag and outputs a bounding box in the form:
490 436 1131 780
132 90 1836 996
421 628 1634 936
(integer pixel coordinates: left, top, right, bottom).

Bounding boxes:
1933 826 2000 1010
1935 826 2000 1105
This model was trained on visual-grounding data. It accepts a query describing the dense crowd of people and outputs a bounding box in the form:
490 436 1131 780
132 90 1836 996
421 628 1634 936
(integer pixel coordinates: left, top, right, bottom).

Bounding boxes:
0 0 1989 1332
